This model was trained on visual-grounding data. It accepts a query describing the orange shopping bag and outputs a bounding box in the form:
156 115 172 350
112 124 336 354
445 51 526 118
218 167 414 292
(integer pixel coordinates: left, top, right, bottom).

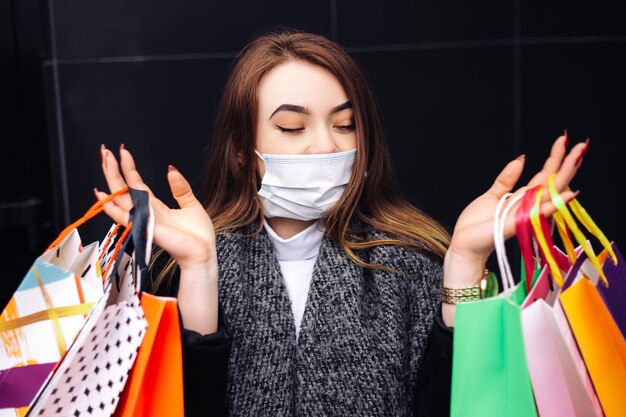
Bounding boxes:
546 174 626 417
114 292 184 417
560 277 626 417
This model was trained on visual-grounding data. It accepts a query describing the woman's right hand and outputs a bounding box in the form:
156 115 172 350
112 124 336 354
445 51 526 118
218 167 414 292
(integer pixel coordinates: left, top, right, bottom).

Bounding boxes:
96 144 219 334
96 144 215 269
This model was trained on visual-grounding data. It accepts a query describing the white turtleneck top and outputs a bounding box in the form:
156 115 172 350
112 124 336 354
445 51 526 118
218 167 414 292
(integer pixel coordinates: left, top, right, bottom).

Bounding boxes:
263 220 324 339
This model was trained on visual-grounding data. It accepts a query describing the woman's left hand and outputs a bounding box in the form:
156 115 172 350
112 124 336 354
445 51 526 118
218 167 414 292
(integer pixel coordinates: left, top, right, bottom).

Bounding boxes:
441 133 589 326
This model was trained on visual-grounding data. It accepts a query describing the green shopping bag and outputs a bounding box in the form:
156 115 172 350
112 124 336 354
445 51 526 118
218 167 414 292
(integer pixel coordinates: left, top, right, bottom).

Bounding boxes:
450 191 538 417
450 283 537 417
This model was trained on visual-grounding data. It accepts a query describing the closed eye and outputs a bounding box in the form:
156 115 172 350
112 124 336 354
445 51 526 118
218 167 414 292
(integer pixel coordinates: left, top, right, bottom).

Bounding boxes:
276 125 305 134
335 124 355 133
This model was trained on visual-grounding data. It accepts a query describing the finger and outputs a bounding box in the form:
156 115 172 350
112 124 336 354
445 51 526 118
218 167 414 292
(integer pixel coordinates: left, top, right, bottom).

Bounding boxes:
550 139 588 192
94 188 130 226
102 145 133 210
528 138 586 188
501 189 579 239
485 154 526 199
535 134 568 181
540 189 579 219
119 145 153 195
116 145 174 214
167 165 202 209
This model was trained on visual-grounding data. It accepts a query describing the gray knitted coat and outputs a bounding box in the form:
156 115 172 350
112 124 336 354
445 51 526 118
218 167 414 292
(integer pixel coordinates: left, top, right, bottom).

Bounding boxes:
215 223 444 417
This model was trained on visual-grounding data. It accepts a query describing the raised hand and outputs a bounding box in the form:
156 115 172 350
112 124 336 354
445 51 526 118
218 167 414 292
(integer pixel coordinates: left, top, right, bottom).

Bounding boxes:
442 133 589 325
96 144 218 334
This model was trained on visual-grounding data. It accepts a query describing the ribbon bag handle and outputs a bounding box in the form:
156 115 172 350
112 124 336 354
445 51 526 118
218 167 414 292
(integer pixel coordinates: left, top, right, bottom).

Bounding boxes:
516 185 542 290
547 174 612 287
46 187 130 251
529 186 564 288
102 188 153 292
568 190 617 265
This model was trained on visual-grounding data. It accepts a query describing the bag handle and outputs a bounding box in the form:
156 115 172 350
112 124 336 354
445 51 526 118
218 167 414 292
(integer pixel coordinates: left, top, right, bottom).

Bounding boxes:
568 190 617 265
127 188 152 276
102 189 152 291
46 187 129 251
547 174 611 287
529 186 564 287
101 221 133 283
516 185 541 290
494 192 524 291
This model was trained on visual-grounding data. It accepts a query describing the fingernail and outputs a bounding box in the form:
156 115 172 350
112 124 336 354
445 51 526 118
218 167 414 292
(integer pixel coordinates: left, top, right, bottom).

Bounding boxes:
568 190 581 201
100 144 105 163
168 165 178 172
563 129 569 148
516 154 526 162
93 187 100 199
119 143 125 158
102 149 108 169
575 138 590 166
581 138 590 157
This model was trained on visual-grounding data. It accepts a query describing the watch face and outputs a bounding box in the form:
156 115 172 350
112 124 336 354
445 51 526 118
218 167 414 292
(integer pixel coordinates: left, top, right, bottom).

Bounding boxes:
482 271 499 298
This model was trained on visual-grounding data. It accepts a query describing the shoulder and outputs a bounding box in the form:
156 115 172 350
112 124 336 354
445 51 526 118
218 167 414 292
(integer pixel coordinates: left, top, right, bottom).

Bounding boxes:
216 222 259 243
215 222 264 258
362 227 443 281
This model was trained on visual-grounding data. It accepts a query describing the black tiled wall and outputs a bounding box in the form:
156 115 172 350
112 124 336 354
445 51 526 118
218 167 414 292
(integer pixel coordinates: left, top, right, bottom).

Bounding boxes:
4 1 625 302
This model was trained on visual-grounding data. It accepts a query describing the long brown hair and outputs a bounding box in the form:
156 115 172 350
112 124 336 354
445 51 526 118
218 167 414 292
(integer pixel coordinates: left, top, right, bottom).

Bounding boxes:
152 28 450 289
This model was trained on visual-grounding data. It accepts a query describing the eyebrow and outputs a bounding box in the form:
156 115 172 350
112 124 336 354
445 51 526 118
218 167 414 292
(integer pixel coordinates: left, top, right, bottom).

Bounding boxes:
268 100 352 120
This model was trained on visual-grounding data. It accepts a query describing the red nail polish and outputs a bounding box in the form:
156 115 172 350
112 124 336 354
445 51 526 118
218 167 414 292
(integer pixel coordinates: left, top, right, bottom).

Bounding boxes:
575 138 590 166
168 165 178 172
575 140 588 165
566 190 581 202
563 129 569 148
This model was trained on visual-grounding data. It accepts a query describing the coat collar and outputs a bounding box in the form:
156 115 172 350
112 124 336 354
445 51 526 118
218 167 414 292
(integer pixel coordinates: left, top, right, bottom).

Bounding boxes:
217 221 361 343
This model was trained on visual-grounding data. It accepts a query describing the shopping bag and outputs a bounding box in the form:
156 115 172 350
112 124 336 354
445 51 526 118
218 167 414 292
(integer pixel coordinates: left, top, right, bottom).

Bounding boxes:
522 252 604 417
26 188 152 417
450 192 538 417
113 292 184 417
0 190 127 414
558 247 626 417
598 243 626 338
560 276 626 417
518 185 602 417
544 174 625 417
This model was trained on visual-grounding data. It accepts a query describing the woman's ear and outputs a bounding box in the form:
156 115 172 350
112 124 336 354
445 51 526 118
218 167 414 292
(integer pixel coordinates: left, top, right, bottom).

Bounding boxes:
235 150 244 168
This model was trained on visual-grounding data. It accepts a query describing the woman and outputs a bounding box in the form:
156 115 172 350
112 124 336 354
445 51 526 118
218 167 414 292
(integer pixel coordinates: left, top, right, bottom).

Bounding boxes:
95 28 585 416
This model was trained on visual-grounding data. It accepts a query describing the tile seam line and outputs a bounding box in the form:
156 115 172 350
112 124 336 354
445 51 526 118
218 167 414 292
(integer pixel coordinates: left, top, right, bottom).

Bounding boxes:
43 35 626 66
346 36 626 53
44 51 240 66
46 0 71 226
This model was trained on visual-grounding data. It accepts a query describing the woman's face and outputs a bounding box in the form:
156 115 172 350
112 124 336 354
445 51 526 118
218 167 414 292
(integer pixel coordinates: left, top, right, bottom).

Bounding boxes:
255 60 357 177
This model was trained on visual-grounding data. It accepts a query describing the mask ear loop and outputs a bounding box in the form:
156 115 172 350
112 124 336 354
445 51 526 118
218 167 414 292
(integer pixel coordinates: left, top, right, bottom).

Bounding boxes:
254 150 265 161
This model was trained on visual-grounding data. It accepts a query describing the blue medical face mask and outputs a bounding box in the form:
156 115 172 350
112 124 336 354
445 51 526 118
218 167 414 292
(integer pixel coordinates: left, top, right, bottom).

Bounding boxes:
255 149 357 221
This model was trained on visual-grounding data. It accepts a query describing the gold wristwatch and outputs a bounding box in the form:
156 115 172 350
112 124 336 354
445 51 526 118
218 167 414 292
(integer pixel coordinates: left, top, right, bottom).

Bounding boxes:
441 269 491 305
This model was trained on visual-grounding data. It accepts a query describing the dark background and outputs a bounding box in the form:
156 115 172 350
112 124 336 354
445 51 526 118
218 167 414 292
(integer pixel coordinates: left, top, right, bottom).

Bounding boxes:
2 0 625 307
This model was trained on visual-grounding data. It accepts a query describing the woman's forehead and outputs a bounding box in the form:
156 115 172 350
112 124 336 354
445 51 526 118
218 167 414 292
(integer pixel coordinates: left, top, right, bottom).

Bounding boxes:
257 61 350 118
